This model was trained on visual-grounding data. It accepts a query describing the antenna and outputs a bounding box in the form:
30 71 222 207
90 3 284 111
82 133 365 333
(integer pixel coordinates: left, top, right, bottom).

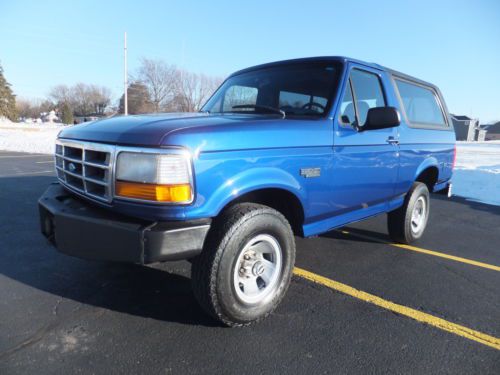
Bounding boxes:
124 31 128 116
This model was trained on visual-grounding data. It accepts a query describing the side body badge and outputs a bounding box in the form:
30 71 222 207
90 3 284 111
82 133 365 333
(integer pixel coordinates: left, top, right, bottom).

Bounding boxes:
300 167 321 178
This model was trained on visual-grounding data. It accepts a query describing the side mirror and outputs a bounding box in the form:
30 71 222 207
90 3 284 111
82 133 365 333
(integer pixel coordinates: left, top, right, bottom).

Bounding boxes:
362 107 400 131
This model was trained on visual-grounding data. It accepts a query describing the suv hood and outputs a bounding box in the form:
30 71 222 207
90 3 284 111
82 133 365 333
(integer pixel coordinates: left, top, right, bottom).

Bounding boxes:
59 112 331 152
59 113 232 146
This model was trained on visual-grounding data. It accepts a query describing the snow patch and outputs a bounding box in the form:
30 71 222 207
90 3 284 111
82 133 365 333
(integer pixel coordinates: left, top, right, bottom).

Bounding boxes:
452 143 500 205
452 169 500 206
0 120 66 154
455 143 500 173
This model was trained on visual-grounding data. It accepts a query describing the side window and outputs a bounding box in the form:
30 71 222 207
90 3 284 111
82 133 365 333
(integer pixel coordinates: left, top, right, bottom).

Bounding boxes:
223 85 258 111
395 79 446 126
350 69 386 127
339 81 356 126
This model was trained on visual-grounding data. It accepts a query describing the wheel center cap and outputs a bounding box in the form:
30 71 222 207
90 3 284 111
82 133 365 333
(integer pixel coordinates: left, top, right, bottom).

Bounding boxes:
252 261 265 276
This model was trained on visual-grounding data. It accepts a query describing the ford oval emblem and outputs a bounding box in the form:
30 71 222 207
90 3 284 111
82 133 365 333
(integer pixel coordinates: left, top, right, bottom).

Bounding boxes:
68 163 76 172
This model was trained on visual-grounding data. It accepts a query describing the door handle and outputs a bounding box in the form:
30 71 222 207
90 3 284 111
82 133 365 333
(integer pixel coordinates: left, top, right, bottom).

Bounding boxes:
386 136 399 145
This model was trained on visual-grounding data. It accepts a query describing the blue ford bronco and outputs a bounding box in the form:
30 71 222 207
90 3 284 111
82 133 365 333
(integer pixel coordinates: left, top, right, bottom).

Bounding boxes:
39 57 456 326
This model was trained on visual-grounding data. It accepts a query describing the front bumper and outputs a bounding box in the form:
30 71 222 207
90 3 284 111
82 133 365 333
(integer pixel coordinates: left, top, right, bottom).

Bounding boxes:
38 184 210 264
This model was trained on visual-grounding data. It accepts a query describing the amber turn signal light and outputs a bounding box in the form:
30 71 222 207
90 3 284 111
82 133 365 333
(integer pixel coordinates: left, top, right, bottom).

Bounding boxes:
115 181 192 203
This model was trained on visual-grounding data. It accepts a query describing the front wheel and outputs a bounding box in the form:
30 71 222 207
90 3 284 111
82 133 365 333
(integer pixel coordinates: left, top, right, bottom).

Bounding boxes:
191 203 296 327
387 182 430 244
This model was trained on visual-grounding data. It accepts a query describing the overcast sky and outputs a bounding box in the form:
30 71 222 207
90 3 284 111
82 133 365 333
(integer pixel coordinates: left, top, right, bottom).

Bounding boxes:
0 0 499 123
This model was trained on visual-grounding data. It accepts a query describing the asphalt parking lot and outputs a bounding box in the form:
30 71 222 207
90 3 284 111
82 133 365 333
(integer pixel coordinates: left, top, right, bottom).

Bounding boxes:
0 151 499 374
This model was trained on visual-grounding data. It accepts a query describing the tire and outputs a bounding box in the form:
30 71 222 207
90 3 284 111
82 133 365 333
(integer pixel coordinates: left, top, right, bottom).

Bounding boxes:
387 182 430 244
191 203 296 327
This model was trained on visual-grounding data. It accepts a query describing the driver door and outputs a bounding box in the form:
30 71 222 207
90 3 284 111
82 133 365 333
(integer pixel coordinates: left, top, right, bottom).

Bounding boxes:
331 65 399 218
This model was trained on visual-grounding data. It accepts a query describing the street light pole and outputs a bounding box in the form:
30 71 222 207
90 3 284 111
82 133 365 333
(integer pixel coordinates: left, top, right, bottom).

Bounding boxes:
124 31 128 116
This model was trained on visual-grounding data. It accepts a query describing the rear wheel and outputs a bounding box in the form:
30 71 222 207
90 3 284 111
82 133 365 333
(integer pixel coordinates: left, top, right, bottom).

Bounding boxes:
191 203 295 327
387 182 430 244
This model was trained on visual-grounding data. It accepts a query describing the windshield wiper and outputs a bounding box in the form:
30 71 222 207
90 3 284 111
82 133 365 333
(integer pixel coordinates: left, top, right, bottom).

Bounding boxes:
232 104 286 119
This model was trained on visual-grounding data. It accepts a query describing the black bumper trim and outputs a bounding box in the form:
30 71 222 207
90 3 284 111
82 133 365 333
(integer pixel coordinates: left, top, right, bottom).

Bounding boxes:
39 183 210 264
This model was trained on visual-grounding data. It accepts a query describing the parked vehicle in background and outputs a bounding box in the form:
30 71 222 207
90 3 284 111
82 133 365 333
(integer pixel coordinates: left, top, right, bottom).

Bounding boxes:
39 56 456 326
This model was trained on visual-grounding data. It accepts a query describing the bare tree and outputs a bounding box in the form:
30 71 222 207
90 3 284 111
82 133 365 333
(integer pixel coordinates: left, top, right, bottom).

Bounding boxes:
137 58 178 112
175 71 223 112
88 84 111 114
49 85 72 106
72 83 92 116
16 98 55 119
49 83 111 116
16 98 37 118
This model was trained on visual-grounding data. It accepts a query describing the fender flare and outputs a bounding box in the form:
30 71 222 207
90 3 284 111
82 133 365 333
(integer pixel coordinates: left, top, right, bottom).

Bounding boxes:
205 167 306 216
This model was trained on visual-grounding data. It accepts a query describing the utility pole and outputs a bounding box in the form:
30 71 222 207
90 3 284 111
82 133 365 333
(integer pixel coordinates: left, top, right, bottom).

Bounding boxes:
124 31 128 116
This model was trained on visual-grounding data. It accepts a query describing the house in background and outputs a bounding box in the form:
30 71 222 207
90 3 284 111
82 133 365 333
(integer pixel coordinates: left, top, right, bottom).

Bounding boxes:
73 114 105 124
484 122 500 141
450 115 490 141
451 115 477 141
42 110 59 123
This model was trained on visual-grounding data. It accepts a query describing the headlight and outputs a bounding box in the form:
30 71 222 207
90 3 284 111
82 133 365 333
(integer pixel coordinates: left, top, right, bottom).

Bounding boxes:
115 152 193 203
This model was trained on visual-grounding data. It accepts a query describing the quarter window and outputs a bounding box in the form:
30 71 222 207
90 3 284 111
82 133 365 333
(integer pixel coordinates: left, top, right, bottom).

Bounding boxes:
395 79 446 126
339 82 356 126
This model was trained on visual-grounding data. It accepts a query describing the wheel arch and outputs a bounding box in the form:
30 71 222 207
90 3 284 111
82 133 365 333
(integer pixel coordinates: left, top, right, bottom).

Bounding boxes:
414 159 439 192
219 187 305 236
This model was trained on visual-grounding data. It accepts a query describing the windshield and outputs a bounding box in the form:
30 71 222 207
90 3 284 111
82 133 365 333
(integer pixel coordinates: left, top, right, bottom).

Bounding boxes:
202 62 339 118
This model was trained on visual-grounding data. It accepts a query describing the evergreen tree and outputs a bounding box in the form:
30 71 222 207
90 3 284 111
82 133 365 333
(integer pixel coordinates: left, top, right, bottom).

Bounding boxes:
0 64 17 121
61 102 74 124
119 82 154 114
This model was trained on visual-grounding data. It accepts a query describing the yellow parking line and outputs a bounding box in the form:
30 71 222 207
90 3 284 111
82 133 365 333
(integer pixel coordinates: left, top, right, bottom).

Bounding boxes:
293 267 500 350
340 230 500 272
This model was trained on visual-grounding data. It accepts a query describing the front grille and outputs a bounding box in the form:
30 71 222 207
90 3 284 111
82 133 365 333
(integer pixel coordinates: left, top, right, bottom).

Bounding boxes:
55 140 115 203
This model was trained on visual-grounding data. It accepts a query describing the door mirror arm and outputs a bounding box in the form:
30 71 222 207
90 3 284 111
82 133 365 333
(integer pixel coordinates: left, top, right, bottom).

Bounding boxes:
353 121 363 132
